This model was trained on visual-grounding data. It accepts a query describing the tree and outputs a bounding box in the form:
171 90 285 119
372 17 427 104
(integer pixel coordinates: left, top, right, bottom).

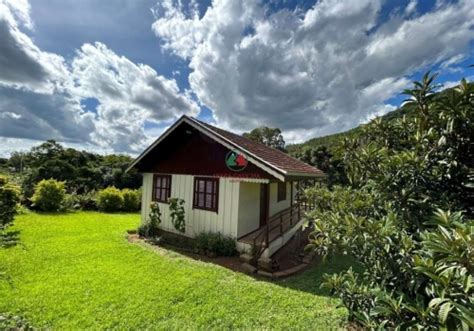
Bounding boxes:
0 175 20 231
243 126 286 151
306 73 474 329
292 145 347 186
7 140 142 200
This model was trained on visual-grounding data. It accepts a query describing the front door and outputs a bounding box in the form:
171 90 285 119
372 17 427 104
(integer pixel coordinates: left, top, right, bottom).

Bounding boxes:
259 183 269 227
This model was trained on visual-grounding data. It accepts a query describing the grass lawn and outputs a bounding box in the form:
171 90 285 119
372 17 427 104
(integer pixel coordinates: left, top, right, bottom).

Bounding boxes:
0 212 353 329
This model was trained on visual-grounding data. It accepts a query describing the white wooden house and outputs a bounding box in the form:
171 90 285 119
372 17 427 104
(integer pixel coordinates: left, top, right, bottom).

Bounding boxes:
127 115 324 260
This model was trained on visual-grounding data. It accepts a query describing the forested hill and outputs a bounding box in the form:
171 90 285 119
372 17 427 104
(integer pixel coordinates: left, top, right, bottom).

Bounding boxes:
286 83 471 155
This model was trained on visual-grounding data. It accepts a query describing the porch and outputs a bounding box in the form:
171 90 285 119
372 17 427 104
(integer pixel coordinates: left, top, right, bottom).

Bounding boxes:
237 201 314 259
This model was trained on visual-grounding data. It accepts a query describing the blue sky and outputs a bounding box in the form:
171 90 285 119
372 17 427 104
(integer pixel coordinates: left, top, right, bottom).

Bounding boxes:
0 0 473 156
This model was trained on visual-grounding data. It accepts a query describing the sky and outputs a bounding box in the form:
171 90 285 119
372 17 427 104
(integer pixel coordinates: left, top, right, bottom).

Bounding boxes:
0 0 473 157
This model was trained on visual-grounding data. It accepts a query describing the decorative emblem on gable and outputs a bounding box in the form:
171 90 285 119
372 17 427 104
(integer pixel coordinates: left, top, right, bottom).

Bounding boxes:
225 150 248 172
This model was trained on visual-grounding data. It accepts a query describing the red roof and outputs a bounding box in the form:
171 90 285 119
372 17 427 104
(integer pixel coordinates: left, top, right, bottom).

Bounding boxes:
194 119 324 177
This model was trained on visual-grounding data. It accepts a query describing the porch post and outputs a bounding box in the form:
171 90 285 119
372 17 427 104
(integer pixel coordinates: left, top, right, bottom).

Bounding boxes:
290 180 294 208
290 181 294 225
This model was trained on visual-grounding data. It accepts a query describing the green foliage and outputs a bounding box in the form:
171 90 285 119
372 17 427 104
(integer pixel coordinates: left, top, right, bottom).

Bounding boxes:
31 179 66 212
0 313 34 330
291 146 348 186
96 187 124 212
70 190 98 210
122 189 141 212
168 198 186 233
243 126 286 152
138 202 161 237
195 232 236 256
306 74 474 329
0 175 20 231
6 140 141 203
318 210 473 329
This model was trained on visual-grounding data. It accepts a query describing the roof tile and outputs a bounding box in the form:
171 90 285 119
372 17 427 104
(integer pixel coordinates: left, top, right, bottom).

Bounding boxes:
195 119 324 177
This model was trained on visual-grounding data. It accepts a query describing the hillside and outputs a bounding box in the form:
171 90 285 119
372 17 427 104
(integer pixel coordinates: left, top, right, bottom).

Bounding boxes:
287 83 467 155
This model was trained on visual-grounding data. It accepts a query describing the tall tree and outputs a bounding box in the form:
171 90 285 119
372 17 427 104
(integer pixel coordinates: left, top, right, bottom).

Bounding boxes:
243 126 286 152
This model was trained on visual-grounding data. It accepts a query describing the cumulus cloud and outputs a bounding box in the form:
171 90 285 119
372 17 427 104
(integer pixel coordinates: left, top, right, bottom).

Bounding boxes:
153 0 474 141
70 42 199 152
0 0 68 93
0 0 199 154
0 87 95 143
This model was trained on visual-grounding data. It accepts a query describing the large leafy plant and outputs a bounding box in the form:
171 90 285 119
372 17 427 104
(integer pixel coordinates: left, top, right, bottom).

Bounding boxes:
306 73 473 329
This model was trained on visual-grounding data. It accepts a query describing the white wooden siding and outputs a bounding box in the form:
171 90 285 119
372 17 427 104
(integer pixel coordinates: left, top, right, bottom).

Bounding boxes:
141 173 240 238
237 182 260 237
268 181 296 216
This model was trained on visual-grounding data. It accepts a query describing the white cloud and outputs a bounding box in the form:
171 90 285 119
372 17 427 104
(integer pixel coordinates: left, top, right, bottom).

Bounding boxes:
0 0 68 93
153 0 474 142
0 0 199 154
70 42 199 152
405 0 417 16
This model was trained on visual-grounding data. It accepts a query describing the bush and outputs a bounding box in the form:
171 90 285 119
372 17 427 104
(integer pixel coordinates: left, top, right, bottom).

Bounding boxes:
137 202 161 237
122 189 141 212
96 186 123 212
306 74 474 329
195 232 236 257
75 191 98 210
0 312 34 330
31 179 66 212
0 175 20 231
318 210 474 329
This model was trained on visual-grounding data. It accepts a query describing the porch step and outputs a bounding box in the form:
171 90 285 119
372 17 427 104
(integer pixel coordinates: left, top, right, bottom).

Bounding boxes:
239 253 255 265
257 256 280 272
241 263 257 274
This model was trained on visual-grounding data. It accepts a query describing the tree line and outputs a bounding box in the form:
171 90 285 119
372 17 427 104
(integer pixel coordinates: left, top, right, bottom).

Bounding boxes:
0 140 141 204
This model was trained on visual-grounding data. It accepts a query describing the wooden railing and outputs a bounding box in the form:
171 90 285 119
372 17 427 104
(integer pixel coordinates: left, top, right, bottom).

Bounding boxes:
252 201 314 259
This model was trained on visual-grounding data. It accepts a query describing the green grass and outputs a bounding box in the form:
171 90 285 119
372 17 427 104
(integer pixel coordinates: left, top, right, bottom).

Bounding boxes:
0 212 354 329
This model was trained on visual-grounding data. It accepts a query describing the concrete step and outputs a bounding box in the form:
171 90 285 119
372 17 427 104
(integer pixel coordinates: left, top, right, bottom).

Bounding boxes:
239 253 255 265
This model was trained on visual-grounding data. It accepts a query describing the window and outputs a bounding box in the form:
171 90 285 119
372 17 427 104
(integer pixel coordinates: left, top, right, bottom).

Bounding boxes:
193 177 219 212
277 182 286 202
153 174 172 203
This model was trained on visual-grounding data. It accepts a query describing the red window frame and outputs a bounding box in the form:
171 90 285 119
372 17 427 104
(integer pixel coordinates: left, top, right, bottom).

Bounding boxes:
152 174 172 203
193 177 219 212
277 182 286 202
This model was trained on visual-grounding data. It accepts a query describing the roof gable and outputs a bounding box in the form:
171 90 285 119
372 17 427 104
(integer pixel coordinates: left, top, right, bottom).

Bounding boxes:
128 115 324 180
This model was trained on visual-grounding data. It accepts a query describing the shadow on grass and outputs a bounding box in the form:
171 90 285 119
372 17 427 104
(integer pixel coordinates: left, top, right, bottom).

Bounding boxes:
131 233 363 298
0 230 21 248
131 234 248 274
270 255 363 297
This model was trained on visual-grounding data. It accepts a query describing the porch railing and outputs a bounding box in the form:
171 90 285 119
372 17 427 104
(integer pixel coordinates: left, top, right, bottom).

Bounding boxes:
251 201 314 259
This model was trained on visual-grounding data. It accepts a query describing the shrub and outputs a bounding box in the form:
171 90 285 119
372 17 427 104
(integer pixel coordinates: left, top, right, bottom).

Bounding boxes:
169 198 185 233
0 312 34 330
0 175 20 231
306 74 474 329
318 210 474 329
122 189 141 212
96 187 124 212
195 232 236 257
74 190 98 210
137 202 161 237
31 179 66 212
61 190 99 211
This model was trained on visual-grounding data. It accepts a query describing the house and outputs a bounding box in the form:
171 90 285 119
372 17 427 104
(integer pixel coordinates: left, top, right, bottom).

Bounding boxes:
127 115 324 261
